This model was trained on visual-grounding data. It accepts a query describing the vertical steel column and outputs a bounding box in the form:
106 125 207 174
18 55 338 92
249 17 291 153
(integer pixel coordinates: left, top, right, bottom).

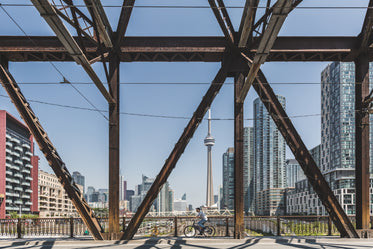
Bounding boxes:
355 54 370 230
108 46 120 235
252 70 359 238
121 61 230 240
234 72 245 239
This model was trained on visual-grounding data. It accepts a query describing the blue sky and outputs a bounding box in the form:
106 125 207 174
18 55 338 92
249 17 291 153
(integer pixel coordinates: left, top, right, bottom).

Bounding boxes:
0 0 369 207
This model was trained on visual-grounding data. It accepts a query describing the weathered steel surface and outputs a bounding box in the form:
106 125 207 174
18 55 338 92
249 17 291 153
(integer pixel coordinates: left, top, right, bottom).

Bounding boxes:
208 0 234 42
0 65 103 240
84 0 113 48
237 0 293 103
115 0 136 47
238 0 259 48
108 52 121 235
234 73 245 239
0 36 360 62
355 54 370 230
251 69 359 238
121 60 231 240
30 0 115 103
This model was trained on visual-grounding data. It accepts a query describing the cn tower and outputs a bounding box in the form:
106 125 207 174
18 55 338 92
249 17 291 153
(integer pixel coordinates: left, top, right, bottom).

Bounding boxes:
204 109 215 207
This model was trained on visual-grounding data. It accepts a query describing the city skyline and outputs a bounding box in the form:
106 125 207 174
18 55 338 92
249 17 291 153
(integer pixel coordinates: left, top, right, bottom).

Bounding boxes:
0 0 369 208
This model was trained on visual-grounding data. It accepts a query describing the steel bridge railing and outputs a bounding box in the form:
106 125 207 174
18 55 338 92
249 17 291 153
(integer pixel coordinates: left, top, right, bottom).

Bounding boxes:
0 215 371 238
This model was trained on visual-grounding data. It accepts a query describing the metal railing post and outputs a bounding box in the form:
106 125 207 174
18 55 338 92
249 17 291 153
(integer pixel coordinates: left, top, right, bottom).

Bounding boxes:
70 217 74 238
277 216 281 236
174 217 178 237
225 217 229 237
328 216 332 236
17 218 21 239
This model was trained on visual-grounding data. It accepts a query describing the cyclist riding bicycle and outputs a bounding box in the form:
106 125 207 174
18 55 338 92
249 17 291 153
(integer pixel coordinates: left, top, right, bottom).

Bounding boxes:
195 207 208 235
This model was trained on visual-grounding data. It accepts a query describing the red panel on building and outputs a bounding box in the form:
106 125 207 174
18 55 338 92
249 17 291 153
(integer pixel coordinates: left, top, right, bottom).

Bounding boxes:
0 110 39 218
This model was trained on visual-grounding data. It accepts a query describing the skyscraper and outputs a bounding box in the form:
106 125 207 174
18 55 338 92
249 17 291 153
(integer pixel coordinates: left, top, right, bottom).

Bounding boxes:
72 171 85 194
285 159 305 188
0 111 39 218
243 127 254 214
254 96 286 215
204 109 215 207
119 176 127 201
130 175 173 213
321 62 373 215
222 147 234 210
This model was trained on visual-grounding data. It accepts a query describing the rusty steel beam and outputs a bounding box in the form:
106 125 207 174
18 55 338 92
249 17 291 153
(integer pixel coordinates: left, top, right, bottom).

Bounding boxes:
0 36 357 53
252 0 302 35
0 36 360 63
234 72 245 239
53 6 98 46
216 0 235 39
355 54 370 230
251 69 359 238
30 0 115 104
238 0 259 47
208 0 235 42
0 65 104 240
121 60 231 240
115 0 136 48
237 0 293 103
84 0 113 48
108 50 121 237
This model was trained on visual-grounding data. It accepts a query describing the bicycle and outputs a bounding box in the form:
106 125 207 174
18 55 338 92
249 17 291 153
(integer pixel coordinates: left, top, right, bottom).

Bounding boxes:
183 220 215 237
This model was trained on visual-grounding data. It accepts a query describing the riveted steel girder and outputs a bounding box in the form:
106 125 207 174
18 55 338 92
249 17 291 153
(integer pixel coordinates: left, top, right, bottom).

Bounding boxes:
0 65 104 240
238 0 259 47
237 0 293 103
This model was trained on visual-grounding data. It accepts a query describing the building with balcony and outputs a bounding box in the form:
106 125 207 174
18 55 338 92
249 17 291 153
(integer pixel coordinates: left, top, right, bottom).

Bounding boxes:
38 170 82 217
254 96 287 215
286 62 373 215
0 111 39 218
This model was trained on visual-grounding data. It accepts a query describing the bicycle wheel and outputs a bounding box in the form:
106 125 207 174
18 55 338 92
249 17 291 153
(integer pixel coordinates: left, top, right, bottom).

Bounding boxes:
203 226 215 237
184 225 196 237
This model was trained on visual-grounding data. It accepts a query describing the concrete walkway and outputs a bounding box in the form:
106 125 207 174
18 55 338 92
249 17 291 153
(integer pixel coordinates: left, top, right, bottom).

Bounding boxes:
0 237 373 249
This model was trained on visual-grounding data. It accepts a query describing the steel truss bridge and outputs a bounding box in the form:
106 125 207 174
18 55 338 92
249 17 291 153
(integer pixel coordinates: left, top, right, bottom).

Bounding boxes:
0 0 372 240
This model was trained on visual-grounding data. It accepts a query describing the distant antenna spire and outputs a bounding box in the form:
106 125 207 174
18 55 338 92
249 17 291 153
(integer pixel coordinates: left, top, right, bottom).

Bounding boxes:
204 108 215 207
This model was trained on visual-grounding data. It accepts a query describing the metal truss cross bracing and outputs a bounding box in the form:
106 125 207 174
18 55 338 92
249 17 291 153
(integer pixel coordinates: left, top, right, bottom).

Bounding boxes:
1 0 372 240
0 65 104 240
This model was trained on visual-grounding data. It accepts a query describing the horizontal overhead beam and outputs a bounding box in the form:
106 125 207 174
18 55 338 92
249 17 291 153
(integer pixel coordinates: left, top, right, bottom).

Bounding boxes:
0 36 365 62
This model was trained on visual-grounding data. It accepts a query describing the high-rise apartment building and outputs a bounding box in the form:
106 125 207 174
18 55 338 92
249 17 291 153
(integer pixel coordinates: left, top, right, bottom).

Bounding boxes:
286 144 323 215
287 62 373 215
222 147 234 210
39 170 82 217
243 127 254 214
0 111 39 218
285 159 305 188
321 62 373 214
130 175 173 213
72 171 85 194
157 181 174 214
254 96 286 215
119 177 127 201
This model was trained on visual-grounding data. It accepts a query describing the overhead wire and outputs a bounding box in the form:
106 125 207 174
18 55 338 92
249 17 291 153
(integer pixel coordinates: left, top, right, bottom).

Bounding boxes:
0 4 109 121
0 94 321 120
0 81 361 85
